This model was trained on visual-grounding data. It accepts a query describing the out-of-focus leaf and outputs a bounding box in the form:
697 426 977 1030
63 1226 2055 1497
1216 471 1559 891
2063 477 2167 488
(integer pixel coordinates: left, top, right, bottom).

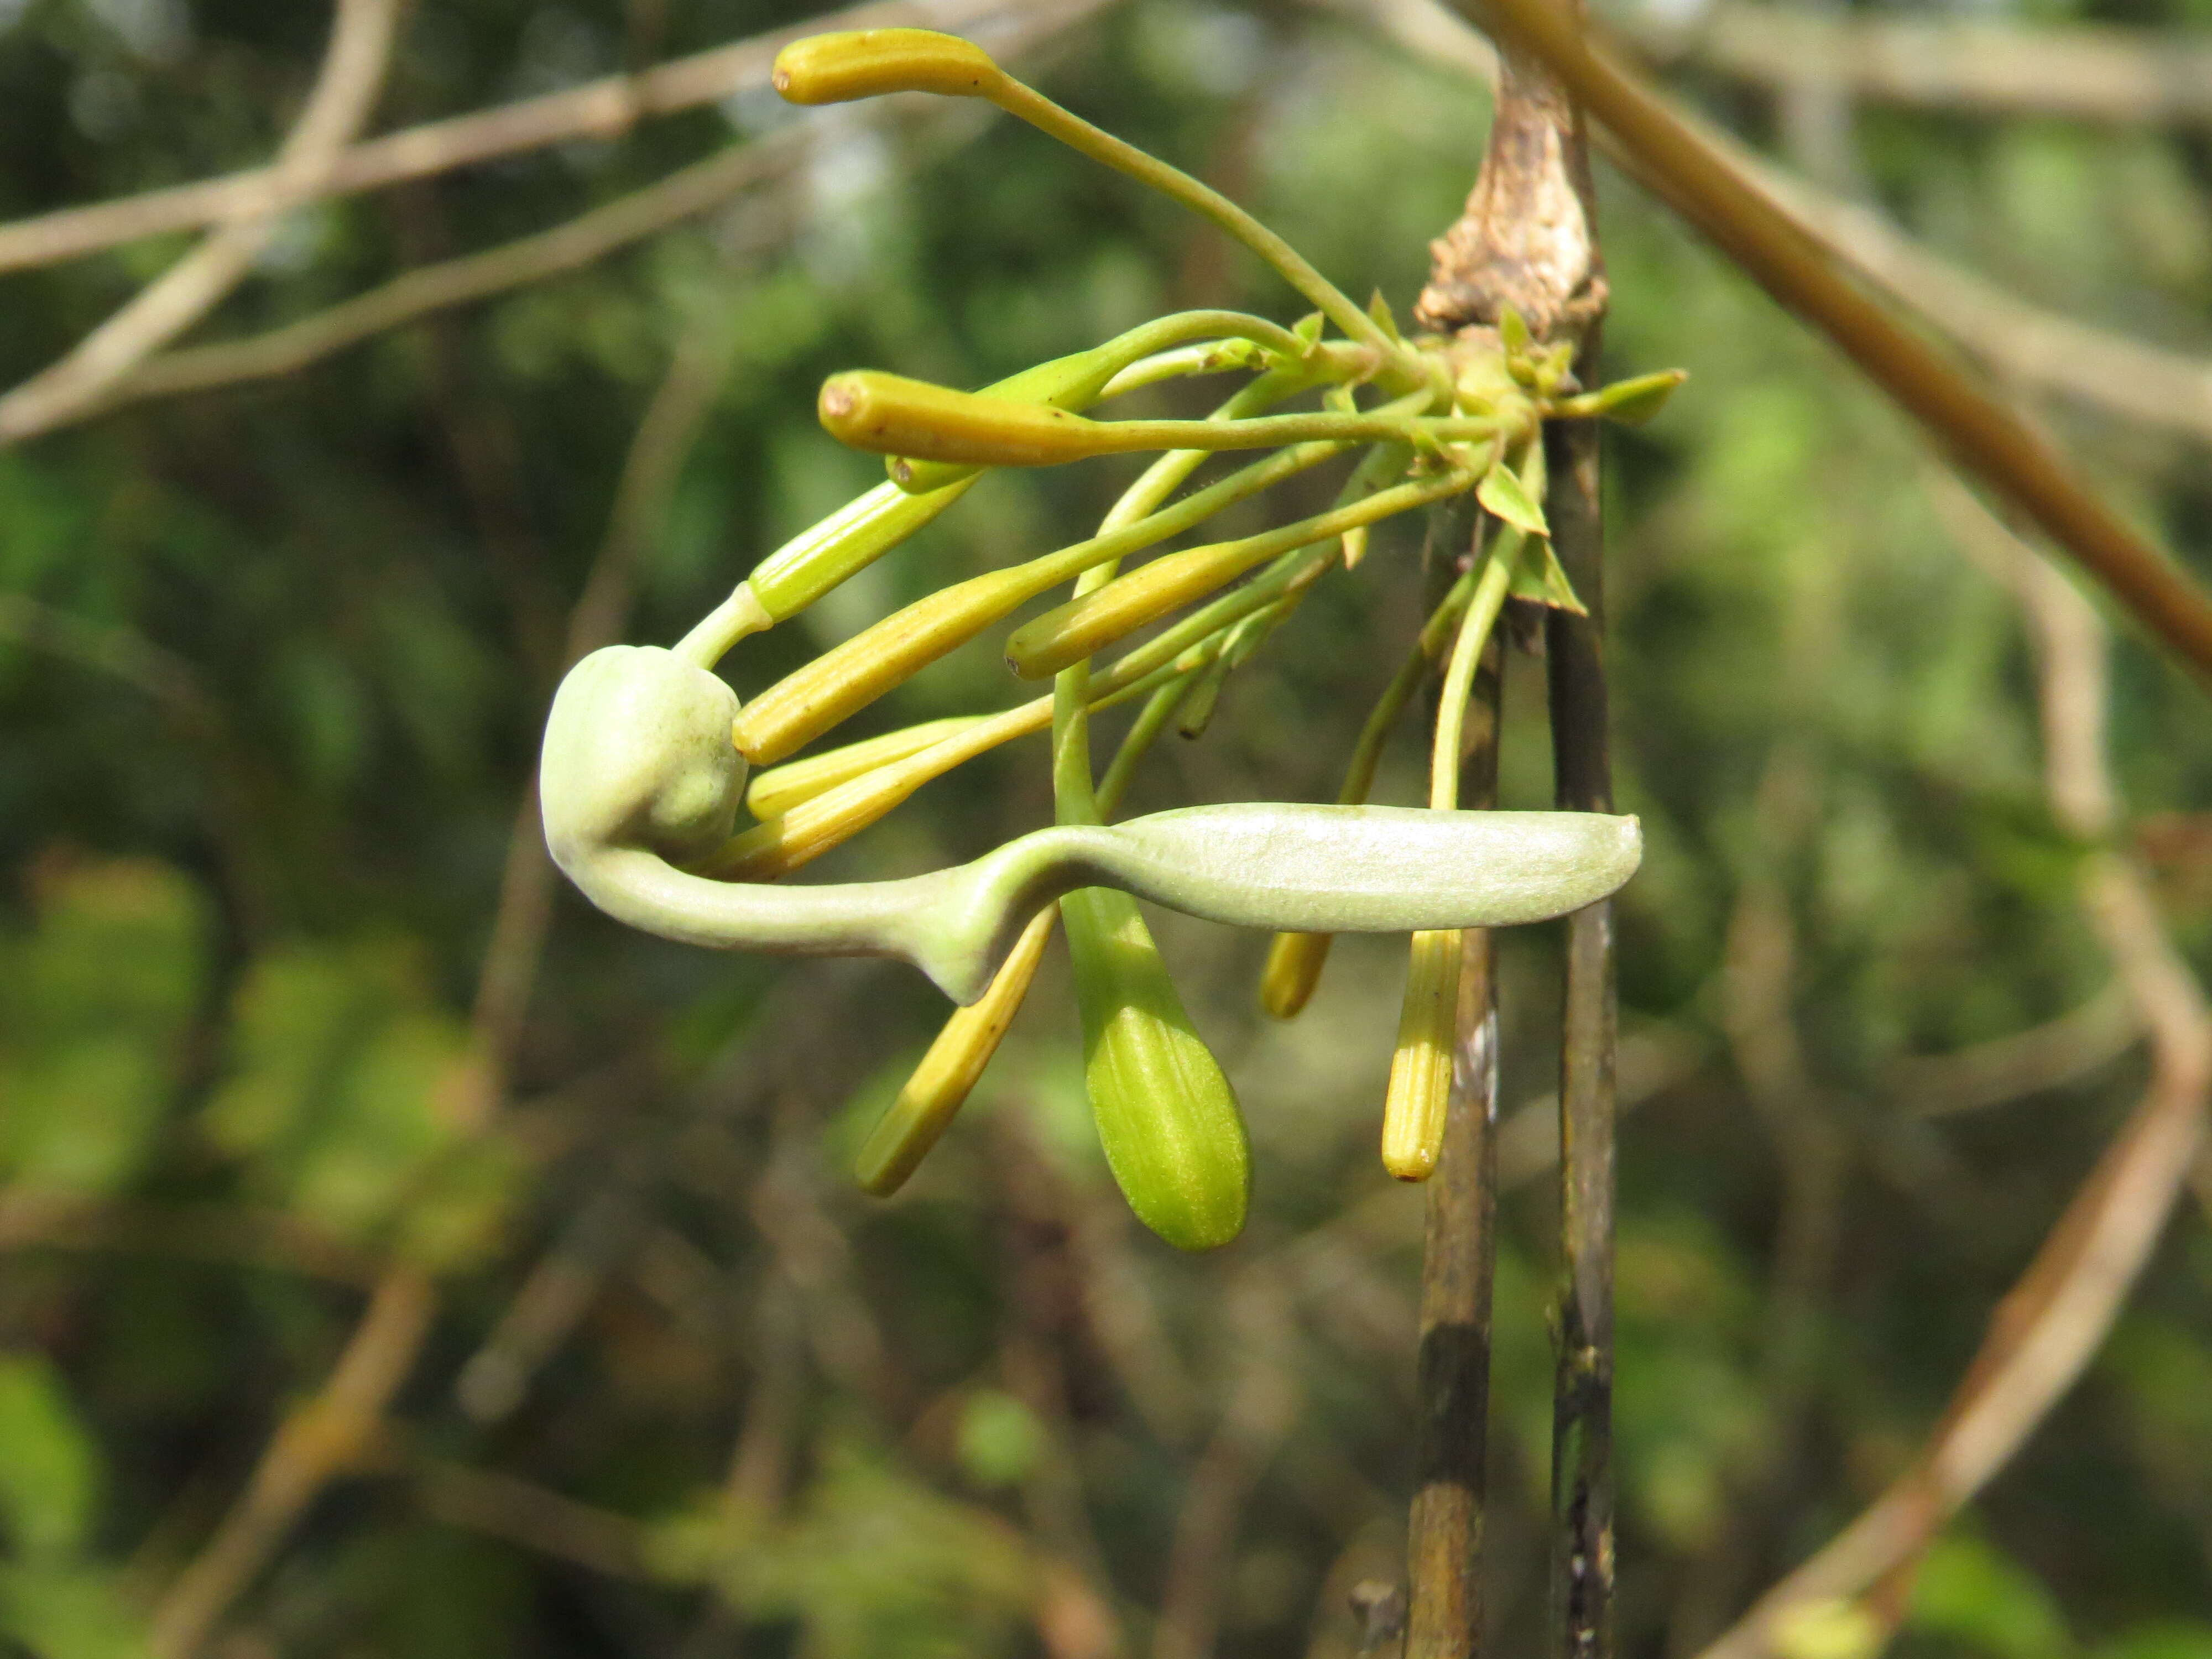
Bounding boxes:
0 1564 144 1659
204 939 477 1240
2094 1624 2212 1659
651 1436 1036 1659
1907 1531 2073 1659
0 858 207 1197
0 1354 101 1559
956 1390 1044 1489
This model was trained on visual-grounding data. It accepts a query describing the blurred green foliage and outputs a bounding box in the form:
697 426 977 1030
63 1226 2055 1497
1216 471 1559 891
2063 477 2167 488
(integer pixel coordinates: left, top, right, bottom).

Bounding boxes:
0 0 2210 1655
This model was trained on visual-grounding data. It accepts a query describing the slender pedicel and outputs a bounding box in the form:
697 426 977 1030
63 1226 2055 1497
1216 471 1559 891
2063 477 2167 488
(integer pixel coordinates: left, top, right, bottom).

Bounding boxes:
886 309 1316 494
771 30 1397 361
1377 506 1528 1178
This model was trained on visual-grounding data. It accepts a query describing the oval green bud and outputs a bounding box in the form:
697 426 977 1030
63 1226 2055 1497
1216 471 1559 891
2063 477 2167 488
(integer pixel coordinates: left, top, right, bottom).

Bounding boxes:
1259 930 1333 1021
771 28 1000 106
1063 886 1249 1250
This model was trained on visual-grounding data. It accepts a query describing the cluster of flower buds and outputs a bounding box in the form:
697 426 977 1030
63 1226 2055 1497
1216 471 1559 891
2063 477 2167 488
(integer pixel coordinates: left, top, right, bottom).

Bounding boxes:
538 28 1680 1248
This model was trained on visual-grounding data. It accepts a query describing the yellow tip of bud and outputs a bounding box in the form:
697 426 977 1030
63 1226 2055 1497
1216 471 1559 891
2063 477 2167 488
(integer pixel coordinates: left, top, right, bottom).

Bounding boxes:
854 907 1055 1196
771 29 1000 106
820 370 1100 468
1259 931 1334 1020
1380 930 1462 1181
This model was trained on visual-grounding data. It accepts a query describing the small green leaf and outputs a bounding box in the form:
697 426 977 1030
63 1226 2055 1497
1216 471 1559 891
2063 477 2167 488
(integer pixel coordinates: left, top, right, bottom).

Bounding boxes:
0 1354 100 1559
956 1390 1044 1488
1553 368 1688 426
1508 535 1588 615
1478 461 1550 538
1366 289 1403 345
1498 306 1532 357
1907 1531 2072 1659
1292 310 1326 346
0 1564 145 1659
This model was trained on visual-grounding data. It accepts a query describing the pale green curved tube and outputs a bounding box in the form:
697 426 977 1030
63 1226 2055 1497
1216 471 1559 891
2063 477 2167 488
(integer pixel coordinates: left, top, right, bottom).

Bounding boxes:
540 645 1644 1005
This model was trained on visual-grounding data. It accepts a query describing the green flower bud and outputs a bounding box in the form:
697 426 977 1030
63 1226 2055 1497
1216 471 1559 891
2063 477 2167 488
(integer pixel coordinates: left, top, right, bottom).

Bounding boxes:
771 28 1000 106
1064 886 1250 1251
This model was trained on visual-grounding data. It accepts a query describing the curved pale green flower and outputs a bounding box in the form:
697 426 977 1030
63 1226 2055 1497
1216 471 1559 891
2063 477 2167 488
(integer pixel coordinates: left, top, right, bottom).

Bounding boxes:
539 646 1641 1006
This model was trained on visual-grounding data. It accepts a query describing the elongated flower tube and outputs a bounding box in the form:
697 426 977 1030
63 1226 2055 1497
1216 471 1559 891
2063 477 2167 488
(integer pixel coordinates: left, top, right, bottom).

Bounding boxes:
705 655 1198 882
542 648 1641 994
1006 463 1482 679
822 369 1494 469
700 474 980 650
730 414 1390 764
1377 517 1524 1179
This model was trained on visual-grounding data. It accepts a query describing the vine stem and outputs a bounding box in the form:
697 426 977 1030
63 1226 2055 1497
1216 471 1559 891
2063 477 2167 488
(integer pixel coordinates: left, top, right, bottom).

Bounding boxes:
1451 0 2212 687
1406 2 1615 1653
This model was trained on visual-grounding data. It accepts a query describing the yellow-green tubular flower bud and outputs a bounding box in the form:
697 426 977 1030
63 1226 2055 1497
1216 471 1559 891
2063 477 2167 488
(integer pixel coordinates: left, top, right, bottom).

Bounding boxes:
822 371 1097 467
771 28 1000 106
1259 931 1333 1020
716 661 1198 879
854 905 1055 1197
734 437 1353 764
716 696 1051 879
888 350 1125 494
732 565 1041 766
1064 886 1250 1250
1380 928 1462 1181
1007 464 1479 680
742 476 980 627
743 716 983 821
826 372 1482 472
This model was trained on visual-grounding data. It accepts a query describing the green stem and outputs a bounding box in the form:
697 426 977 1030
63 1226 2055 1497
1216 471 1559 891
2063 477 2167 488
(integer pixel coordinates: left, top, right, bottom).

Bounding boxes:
1430 532 1520 813
987 79 1399 363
